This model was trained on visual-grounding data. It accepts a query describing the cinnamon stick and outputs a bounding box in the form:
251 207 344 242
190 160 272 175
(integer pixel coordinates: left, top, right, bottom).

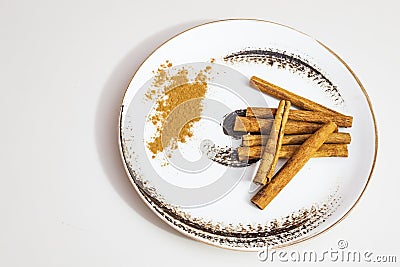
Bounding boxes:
251 122 337 210
253 100 285 185
234 116 338 134
250 76 344 116
238 143 348 161
266 101 291 181
242 132 351 147
246 107 353 128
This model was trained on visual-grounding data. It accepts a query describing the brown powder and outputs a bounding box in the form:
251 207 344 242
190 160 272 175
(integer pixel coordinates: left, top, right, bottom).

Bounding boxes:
146 64 210 158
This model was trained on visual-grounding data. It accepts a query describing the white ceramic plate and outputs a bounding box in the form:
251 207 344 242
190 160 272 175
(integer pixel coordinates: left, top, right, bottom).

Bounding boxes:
119 19 377 251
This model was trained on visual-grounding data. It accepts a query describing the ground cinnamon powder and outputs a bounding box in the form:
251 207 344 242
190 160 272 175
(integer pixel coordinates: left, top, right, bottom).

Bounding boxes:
146 64 210 158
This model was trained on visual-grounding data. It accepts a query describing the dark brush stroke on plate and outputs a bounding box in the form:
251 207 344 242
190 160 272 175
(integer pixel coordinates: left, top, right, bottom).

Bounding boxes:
224 49 344 104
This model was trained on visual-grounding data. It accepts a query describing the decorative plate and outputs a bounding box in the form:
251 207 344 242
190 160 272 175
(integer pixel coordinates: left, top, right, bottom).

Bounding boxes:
119 19 377 251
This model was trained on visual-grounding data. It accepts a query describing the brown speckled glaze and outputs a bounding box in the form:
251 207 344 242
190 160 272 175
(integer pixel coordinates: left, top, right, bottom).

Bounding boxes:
224 48 345 105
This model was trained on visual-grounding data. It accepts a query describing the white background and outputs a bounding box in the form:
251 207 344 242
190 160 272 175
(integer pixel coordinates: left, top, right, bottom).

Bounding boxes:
0 0 398 266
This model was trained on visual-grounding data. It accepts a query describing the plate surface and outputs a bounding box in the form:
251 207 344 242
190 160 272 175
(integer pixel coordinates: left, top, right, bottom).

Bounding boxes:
119 19 377 250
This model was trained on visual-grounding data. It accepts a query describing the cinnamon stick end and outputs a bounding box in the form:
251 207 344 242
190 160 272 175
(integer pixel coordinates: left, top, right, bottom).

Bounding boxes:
251 198 265 210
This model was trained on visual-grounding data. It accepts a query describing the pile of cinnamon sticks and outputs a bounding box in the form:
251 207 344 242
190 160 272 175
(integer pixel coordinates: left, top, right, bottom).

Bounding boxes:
236 76 353 210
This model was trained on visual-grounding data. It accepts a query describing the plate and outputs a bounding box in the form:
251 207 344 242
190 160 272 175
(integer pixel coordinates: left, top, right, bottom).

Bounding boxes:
119 19 377 250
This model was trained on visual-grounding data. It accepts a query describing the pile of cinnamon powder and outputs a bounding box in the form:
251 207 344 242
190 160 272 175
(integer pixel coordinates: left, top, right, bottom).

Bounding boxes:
146 63 210 158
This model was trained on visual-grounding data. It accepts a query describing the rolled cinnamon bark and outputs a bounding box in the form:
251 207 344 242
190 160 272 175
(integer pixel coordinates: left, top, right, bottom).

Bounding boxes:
233 116 273 133
266 101 291 181
238 143 348 161
250 76 344 116
234 116 338 134
246 107 353 128
242 132 351 147
253 100 285 185
251 122 337 210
